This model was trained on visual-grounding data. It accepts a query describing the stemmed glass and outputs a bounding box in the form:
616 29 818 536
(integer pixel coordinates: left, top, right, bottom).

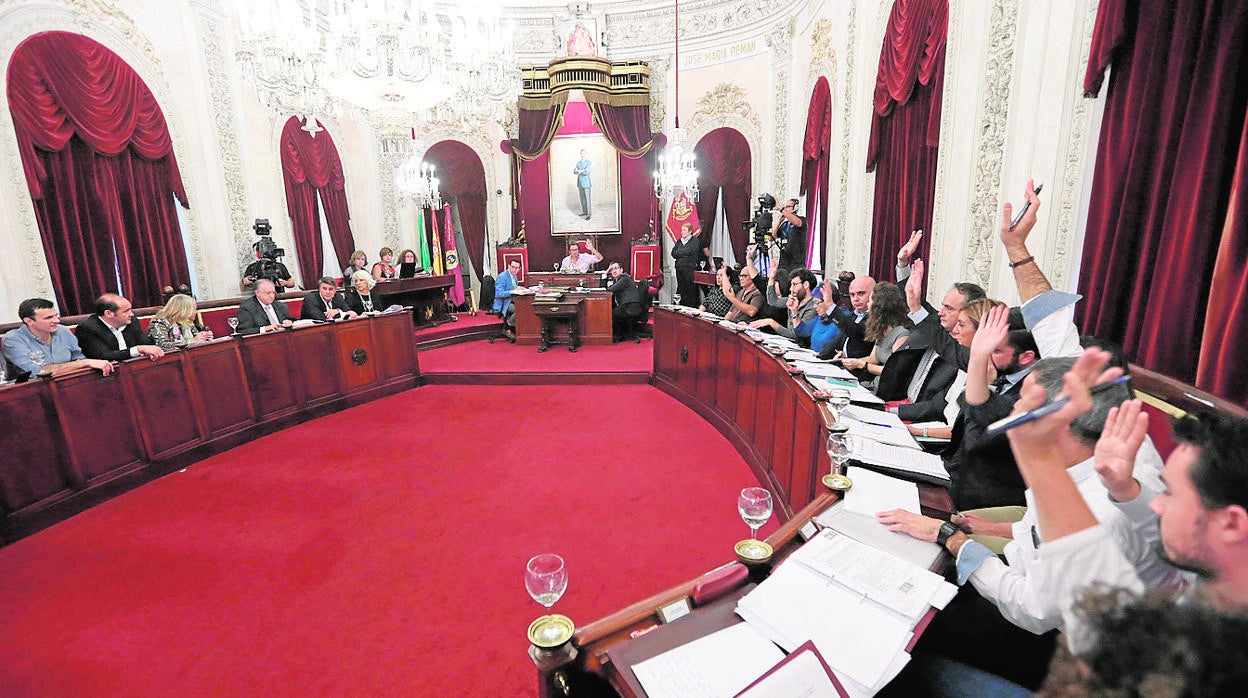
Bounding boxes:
824 430 855 490
553 262 560 272
672 292 682 307
700 260 707 271
828 388 851 422
28 349 47 375
738 487 773 540
525 554 572 647
227 317 240 335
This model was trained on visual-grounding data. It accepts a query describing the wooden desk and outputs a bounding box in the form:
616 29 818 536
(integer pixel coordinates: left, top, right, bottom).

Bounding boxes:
370 274 456 326
532 298 584 352
527 271 606 289
0 313 419 544
512 292 613 346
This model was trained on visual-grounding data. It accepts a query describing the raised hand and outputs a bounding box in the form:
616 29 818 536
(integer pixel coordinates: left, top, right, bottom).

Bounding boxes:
905 259 925 312
969 304 1010 362
1006 347 1122 467
1000 178 1042 250
897 230 923 268
1093 400 1150 502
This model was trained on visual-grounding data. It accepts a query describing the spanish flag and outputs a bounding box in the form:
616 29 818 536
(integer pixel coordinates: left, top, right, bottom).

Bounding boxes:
663 190 700 241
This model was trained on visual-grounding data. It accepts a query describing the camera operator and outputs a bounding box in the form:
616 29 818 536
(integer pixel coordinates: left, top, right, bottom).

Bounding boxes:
773 197 806 269
240 219 294 293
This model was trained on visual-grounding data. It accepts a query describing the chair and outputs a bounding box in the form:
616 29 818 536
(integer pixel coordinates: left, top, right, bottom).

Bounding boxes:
620 277 656 343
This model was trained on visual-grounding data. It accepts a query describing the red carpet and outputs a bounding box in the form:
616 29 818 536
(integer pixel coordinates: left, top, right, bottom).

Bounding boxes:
421 338 652 375
0 385 773 697
414 311 503 338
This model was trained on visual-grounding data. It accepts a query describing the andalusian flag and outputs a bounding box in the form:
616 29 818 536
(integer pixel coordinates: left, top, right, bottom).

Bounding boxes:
664 190 700 242
429 208 445 276
442 205 465 306
416 209 433 271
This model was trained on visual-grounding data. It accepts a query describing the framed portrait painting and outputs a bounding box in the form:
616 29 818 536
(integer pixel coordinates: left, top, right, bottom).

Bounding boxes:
549 133 621 236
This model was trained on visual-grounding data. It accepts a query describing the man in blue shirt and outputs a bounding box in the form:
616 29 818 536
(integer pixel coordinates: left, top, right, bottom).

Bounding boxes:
573 149 592 219
493 259 522 316
2 298 114 376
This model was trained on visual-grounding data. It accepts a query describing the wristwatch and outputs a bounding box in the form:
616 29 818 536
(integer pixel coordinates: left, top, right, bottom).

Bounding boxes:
936 521 960 548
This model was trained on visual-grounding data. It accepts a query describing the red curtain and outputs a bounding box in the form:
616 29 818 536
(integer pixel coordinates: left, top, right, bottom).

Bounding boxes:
7 31 190 314
425 140 487 275
801 78 832 270
865 0 947 280
1076 0 1248 391
694 128 751 261
279 116 356 286
587 102 654 157
504 103 568 239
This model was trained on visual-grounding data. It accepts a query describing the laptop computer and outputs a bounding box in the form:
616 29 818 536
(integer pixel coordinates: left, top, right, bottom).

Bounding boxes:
399 262 422 278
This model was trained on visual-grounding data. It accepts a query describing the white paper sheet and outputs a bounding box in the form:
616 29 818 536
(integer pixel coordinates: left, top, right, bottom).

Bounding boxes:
842 467 922 517
850 439 949 481
632 623 786 698
734 647 845 698
815 501 944 571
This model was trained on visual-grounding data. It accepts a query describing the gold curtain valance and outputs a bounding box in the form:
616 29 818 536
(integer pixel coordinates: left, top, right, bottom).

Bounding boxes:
520 57 651 111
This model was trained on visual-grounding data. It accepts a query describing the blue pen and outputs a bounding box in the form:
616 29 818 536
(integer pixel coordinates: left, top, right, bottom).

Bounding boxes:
984 374 1131 437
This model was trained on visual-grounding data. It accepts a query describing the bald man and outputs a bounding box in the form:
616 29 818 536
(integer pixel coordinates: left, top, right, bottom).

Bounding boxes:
76 293 165 362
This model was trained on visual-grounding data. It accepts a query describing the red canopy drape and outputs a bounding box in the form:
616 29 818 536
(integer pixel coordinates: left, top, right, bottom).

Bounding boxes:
1075 0 1248 394
801 78 832 270
587 102 654 157
694 128 751 262
425 140 488 275
865 0 947 280
7 31 190 314
279 116 356 286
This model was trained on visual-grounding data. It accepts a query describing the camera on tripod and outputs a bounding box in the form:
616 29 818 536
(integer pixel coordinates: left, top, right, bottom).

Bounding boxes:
742 193 777 241
245 218 288 286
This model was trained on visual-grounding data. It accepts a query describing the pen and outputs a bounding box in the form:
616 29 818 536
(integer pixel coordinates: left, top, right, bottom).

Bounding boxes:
984 374 1131 437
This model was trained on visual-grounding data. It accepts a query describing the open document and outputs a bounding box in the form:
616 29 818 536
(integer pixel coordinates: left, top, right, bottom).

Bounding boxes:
632 622 785 698
850 438 949 483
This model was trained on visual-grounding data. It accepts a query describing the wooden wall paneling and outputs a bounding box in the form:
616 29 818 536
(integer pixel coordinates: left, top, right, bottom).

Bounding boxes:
735 349 758 438
788 396 822 512
334 320 379 392
714 334 739 418
290 325 344 406
183 341 256 438
512 296 542 342
693 321 717 406
580 294 613 345
752 371 778 478
769 388 797 514
121 355 205 460
673 318 698 396
368 313 419 383
49 370 143 483
0 382 69 512
652 309 680 380
239 333 301 421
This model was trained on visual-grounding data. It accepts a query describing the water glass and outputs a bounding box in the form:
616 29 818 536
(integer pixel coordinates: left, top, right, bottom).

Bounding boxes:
525 554 568 610
738 487 773 540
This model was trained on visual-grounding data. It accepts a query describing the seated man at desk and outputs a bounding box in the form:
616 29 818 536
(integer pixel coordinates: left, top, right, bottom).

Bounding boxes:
301 277 357 321
236 279 294 334
559 240 602 273
76 293 165 363
2 298 114 376
606 261 646 340
493 259 522 317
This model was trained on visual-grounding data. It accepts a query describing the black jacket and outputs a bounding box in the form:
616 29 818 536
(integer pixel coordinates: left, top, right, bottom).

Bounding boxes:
76 315 154 361
300 290 353 321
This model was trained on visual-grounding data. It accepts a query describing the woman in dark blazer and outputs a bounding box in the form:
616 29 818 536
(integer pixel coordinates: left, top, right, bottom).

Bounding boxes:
344 270 380 314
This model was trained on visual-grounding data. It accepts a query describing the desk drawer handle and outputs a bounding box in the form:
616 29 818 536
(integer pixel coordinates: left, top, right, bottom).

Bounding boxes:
352 348 369 365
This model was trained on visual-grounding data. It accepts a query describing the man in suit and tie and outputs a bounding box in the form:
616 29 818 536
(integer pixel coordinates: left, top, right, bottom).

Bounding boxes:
236 279 294 334
300 277 356 322
573 149 592 219
76 293 165 363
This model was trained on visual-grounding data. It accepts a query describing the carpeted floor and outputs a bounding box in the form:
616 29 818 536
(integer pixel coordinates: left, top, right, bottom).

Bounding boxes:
420 337 653 374
0 384 772 697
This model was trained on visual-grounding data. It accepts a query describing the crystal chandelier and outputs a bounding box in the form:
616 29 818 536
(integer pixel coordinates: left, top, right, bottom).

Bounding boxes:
653 0 699 202
234 0 339 124
396 156 442 210
234 1 519 126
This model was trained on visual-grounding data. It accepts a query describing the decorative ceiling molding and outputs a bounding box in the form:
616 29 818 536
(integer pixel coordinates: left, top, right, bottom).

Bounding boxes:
689 83 763 136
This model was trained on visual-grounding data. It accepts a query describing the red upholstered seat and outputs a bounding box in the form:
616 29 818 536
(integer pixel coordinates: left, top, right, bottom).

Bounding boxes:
1138 400 1178 461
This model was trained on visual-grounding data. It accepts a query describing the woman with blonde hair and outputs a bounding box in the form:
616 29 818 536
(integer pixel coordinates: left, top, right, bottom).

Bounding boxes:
952 297 1008 347
147 294 213 349
343 250 368 283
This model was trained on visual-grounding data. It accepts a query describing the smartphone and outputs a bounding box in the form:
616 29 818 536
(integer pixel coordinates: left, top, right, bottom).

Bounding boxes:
1010 183 1044 230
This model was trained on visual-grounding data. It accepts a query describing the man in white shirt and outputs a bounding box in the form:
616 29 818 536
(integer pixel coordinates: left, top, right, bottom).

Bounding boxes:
76 293 165 363
558 240 602 273
1005 348 1248 655
235 279 294 334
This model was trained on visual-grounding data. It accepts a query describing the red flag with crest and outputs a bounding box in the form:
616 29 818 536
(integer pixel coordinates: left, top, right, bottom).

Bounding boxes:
663 190 700 241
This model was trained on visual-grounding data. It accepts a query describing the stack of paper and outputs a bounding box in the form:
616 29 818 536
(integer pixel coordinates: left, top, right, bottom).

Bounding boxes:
836 406 921 450
850 438 949 483
737 530 957 695
805 376 884 405
632 623 786 698
815 497 944 571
